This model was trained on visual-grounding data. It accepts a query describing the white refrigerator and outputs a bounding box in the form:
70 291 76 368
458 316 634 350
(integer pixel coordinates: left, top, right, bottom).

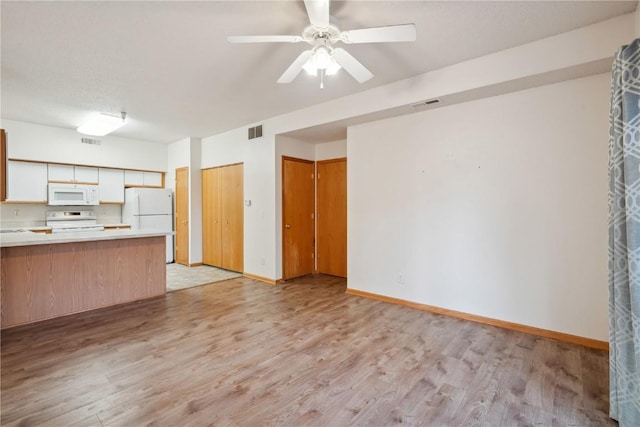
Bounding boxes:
122 188 174 263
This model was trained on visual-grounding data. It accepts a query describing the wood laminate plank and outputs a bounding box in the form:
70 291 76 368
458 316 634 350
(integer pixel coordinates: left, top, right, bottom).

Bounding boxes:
1 274 615 426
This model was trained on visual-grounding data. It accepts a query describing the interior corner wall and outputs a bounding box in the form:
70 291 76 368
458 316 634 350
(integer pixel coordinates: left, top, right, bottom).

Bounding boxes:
189 138 203 264
348 73 611 341
166 138 191 192
315 139 347 161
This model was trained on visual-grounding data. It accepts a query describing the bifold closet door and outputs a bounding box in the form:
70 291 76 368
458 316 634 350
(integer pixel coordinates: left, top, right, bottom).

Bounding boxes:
221 164 243 272
202 163 243 272
202 167 222 267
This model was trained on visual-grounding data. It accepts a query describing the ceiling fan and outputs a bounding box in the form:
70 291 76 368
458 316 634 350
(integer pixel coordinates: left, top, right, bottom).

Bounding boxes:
227 0 416 87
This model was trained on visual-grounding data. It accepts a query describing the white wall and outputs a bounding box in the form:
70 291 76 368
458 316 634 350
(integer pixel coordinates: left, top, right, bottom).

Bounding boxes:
199 13 631 287
189 138 202 264
200 132 343 279
201 127 277 278
348 73 610 341
263 13 632 139
2 119 167 171
166 137 203 265
0 119 168 229
166 138 190 191
315 139 346 161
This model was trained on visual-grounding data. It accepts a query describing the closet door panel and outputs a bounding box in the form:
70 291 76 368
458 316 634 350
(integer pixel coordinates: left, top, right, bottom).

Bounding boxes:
221 164 243 272
317 158 347 278
202 168 223 267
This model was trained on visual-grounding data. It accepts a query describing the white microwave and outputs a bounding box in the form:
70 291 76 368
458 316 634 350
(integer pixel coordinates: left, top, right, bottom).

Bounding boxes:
48 183 100 206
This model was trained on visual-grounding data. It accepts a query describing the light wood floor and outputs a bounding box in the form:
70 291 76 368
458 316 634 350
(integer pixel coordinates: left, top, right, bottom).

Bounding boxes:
1 275 613 426
166 263 241 292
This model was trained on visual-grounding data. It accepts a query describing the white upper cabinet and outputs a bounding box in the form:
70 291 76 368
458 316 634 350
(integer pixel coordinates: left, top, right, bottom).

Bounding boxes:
124 170 144 186
74 166 99 183
98 168 125 203
124 170 163 188
47 164 74 182
142 171 163 187
6 161 48 202
48 164 98 184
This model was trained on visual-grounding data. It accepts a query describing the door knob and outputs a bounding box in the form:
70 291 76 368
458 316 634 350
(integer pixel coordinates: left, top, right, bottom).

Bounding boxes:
285 224 291 229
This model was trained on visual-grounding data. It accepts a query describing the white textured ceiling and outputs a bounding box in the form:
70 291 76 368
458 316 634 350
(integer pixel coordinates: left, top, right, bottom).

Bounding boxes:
1 1 636 144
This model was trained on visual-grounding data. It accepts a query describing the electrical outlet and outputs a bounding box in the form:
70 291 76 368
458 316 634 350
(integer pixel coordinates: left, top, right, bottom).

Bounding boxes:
397 272 404 284
260 257 265 266
14 210 20 217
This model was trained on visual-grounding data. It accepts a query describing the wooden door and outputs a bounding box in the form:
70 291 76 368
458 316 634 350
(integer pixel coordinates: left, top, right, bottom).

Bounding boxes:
222 164 244 272
1 129 6 201
202 167 222 266
175 167 189 265
317 158 347 277
282 157 315 280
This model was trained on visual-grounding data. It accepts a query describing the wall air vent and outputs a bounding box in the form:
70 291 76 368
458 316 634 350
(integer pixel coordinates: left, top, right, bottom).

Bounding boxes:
248 124 263 140
412 99 440 108
81 137 102 146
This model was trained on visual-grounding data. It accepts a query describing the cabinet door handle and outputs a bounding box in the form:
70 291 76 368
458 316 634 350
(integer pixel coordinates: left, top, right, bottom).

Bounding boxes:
285 224 291 229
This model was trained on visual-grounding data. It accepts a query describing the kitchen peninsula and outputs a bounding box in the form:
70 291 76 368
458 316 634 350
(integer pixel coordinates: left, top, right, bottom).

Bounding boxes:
0 229 172 329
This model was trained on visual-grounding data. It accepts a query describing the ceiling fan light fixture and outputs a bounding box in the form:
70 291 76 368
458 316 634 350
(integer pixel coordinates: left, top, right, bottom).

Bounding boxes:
230 0 415 85
314 47 331 69
325 57 341 75
77 112 127 136
303 60 318 76
303 47 342 76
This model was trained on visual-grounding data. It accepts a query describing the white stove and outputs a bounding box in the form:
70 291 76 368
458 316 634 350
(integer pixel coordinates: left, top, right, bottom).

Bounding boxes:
46 211 105 233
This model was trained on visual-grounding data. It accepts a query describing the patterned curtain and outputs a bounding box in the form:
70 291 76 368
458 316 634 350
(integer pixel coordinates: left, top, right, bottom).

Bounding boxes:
609 39 640 426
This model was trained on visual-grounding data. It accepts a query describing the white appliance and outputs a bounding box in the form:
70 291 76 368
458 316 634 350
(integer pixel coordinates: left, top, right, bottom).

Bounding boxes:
122 188 174 263
46 211 105 233
48 183 99 206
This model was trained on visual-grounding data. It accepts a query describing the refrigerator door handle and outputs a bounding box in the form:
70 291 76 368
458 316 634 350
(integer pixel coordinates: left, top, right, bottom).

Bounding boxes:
134 194 140 218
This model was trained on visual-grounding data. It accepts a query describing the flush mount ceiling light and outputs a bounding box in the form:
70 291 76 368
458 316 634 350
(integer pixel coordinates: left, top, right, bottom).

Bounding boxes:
77 112 127 136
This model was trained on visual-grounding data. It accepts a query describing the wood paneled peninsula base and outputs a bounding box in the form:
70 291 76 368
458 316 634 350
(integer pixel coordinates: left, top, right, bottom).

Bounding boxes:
0 230 169 329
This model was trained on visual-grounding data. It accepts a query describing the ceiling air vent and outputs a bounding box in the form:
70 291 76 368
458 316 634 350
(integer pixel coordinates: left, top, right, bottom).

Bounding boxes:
412 99 440 108
81 137 101 146
248 124 263 140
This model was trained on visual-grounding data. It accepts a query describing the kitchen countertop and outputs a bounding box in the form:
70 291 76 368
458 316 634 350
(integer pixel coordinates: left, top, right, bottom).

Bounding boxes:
0 224 131 231
26 226 52 231
0 229 173 248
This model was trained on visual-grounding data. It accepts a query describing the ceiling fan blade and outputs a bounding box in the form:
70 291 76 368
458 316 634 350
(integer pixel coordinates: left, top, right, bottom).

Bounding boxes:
304 0 330 28
340 24 416 43
227 35 302 43
277 50 314 83
333 48 373 83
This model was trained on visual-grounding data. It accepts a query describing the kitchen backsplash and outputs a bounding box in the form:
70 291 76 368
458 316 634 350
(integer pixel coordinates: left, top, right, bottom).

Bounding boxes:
0 204 123 228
